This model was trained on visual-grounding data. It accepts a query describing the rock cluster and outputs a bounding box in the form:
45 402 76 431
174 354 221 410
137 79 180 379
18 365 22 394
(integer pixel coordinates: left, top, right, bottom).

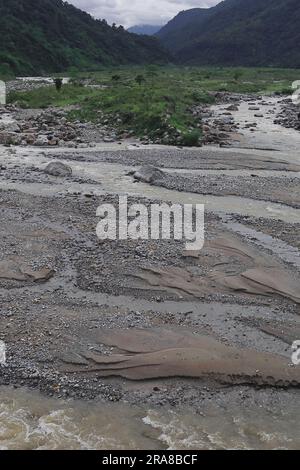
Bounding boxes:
6 79 52 94
193 103 238 146
0 106 119 147
212 91 260 104
193 93 267 146
274 98 300 130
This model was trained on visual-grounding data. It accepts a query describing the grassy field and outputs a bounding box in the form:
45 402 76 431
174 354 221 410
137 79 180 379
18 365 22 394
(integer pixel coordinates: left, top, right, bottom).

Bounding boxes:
7 66 300 145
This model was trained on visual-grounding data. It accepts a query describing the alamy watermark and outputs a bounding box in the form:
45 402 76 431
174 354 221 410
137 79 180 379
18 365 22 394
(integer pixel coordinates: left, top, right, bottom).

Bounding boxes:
292 80 300 105
0 341 6 366
0 80 6 105
96 196 205 251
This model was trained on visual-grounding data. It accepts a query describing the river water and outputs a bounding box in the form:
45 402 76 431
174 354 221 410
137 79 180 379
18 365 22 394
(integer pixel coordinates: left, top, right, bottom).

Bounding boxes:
1 154 300 224
0 387 299 450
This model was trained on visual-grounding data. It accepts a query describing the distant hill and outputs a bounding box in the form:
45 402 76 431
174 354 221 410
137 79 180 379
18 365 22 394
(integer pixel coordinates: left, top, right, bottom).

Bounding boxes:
0 0 170 76
157 0 300 67
127 25 163 35
157 8 214 52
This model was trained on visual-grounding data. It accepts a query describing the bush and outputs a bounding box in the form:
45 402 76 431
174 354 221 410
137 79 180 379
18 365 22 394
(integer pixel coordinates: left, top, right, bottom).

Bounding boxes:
190 91 215 104
53 78 63 91
233 70 243 82
135 74 145 86
111 74 121 83
276 87 292 95
181 130 201 147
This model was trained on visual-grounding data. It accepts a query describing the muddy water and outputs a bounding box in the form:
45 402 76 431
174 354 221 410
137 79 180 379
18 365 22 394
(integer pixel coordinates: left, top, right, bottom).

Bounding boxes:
15 77 70 84
0 387 299 450
213 97 300 158
223 219 300 268
2 176 300 224
1 155 300 224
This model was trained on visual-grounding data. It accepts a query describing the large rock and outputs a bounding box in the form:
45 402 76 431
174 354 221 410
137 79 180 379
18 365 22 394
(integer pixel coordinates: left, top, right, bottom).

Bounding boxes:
34 135 49 146
0 121 20 133
131 165 165 184
44 161 72 177
0 259 54 282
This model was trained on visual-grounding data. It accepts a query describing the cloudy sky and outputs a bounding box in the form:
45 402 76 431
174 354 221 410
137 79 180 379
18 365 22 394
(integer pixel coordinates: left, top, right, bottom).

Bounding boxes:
69 0 220 28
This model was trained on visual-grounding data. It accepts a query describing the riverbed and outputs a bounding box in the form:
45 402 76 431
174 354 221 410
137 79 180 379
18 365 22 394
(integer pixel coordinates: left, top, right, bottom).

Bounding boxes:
0 92 299 450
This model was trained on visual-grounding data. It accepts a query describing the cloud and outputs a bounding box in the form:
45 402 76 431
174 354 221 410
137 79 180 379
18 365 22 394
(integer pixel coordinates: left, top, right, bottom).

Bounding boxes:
69 0 220 28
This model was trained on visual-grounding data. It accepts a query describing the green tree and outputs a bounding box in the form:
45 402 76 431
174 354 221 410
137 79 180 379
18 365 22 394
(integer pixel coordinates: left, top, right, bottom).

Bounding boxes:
53 78 63 91
111 74 121 84
233 70 243 82
135 74 145 86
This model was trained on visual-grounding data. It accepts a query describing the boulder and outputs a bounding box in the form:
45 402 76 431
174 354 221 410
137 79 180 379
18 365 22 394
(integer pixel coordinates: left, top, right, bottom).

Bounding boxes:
226 104 239 111
44 161 72 177
0 259 54 282
35 135 49 146
131 165 165 184
0 122 20 133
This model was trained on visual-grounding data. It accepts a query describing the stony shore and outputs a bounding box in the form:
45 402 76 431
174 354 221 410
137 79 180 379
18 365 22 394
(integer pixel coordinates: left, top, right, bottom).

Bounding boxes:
0 91 299 415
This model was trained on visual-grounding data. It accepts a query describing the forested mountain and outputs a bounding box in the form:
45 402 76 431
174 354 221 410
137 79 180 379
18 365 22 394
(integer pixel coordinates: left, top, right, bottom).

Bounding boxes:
157 8 214 52
157 0 300 67
127 25 162 35
0 0 170 76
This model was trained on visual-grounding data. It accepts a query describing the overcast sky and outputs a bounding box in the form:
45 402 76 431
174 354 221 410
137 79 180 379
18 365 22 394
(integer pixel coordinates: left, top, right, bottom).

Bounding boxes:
69 0 220 28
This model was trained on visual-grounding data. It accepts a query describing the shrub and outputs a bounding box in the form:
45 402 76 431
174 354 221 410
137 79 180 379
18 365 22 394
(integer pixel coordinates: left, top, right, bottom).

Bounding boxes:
277 87 292 95
181 130 201 147
111 74 121 83
53 78 63 91
135 74 145 86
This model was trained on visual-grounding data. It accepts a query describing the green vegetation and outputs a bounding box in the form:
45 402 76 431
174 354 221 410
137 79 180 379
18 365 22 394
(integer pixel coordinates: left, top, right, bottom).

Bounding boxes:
1 0 299 79
8 84 99 109
0 0 170 76
7 66 299 145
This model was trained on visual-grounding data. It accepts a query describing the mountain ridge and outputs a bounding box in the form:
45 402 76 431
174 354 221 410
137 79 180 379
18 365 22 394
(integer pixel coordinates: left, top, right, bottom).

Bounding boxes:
157 0 300 67
127 25 163 35
0 0 170 76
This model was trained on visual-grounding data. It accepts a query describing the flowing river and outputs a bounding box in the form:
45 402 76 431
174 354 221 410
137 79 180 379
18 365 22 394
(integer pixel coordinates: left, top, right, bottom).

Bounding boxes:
0 387 299 450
